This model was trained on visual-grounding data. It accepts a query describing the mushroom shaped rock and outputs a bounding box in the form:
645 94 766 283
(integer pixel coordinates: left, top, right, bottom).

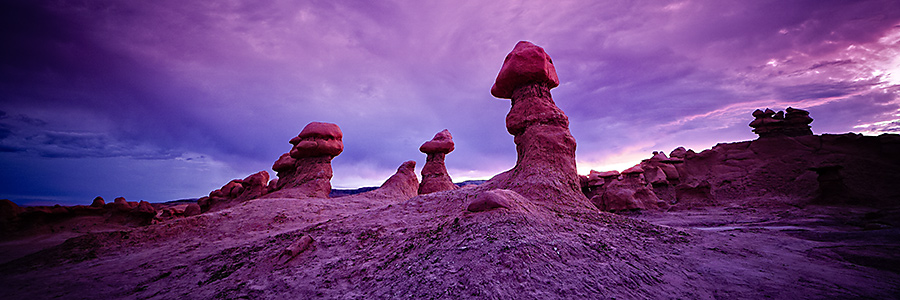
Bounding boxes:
418 129 458 194
289 122 343 158
481 41 592 210
491 41 559 99
267 122 343 198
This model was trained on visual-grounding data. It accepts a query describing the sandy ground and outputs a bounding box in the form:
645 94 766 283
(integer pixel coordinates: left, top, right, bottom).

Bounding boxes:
0 190 898 299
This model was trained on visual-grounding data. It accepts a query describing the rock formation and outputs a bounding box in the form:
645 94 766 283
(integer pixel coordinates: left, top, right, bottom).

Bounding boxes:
418 129 458 194
355 161 419 200
467 189 514 212
265 122 343 199
588 165 665 212
481 41 592 210
90 197 105 208
642 132 900 209
749 107 814 138
199 171 270 211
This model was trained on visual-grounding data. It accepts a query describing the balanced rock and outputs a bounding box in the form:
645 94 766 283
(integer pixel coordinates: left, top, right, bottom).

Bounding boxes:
418 129 458 194
481 41 592 210
266 122 343 199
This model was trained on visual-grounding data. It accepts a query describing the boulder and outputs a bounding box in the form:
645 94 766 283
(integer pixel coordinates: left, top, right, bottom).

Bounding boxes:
183 203 201 217
467 189 515 212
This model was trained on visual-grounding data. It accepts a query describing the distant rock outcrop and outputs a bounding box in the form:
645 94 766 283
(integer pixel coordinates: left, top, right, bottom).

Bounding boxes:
418 129 458 194
645 133 900 209
1 196 162 238
749 107 813 138
265 122 343 199
481 41 592 210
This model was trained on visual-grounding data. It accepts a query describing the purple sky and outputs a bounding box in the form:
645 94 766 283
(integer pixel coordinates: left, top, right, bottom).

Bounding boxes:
2 0 899 206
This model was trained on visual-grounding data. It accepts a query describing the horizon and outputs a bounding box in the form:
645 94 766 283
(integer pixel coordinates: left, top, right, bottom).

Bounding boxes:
2 0 899 206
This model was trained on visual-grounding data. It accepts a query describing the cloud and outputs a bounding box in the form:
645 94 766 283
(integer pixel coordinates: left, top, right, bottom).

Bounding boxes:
2 0 900 205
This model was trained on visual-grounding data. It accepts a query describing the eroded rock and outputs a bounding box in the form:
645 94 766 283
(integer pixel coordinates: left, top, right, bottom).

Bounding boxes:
201 171 270 211
266 122 343 199
418 129 458 194
467 189 516 212
750 107 813 138
481 41 592 210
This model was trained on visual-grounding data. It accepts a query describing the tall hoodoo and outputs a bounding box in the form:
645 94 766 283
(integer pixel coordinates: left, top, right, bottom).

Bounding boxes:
482 41 591 209
266 122 343 198
418 129 458 194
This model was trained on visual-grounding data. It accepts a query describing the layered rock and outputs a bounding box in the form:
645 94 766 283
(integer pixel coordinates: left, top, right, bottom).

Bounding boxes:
481 41 592 210
749 107 814 138
199 171 270 211
644 132 900 209
418 129 458 194
265 122 343 199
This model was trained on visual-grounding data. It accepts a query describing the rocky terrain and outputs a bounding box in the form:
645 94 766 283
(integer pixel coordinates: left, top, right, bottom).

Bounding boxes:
1 41 898 299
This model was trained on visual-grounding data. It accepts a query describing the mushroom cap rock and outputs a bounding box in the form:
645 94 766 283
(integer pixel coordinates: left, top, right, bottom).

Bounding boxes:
490 41 559 99
419 129 455 154
622 165 644 174
288 122 344 158
297 122 343 140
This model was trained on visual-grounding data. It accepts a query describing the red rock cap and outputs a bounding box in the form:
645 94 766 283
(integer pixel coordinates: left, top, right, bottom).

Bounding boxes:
491 41 559 99
289 122 344 158
419 129 455 154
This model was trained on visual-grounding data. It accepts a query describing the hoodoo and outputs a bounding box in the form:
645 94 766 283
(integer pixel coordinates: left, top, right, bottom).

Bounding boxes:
481 41 592 209
265 122 343 199
418 129 458 194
